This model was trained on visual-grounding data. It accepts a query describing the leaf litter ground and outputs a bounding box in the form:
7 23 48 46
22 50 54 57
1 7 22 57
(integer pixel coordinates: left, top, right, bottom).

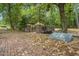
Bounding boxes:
0 31 79 56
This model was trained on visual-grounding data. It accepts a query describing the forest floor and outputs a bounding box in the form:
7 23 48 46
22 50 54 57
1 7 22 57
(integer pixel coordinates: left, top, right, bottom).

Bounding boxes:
0 29 79 56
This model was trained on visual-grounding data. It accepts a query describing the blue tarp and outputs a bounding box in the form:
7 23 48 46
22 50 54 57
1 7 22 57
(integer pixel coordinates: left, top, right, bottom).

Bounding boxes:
49 32 73 42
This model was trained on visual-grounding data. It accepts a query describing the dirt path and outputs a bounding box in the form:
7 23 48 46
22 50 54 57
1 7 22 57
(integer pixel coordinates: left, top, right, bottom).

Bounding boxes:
0 32 79 56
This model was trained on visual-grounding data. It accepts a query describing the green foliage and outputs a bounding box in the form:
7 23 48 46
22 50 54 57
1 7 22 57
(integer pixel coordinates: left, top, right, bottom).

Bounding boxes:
18 15 31 31
0 3 78 31
65 4 76 28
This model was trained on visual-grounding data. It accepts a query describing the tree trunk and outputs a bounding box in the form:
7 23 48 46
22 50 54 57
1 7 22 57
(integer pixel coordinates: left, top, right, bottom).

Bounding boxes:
50 4 55 31
58 4 68 33
75 9 79 28
38 4 41 23
74 4 79 28
7 3 15 31
47 4 55 31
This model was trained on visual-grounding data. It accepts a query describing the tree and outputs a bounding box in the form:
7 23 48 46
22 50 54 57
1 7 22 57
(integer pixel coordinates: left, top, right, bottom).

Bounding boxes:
7 3 15 31
5 3 23 31
65 4 76 28
0 3 77 32
74 3 79 28
57 3 68 32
